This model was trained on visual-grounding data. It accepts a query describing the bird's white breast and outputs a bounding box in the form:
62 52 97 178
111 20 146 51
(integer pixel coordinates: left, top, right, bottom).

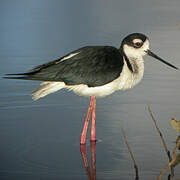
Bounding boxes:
119 57 144 90
66 57 144 98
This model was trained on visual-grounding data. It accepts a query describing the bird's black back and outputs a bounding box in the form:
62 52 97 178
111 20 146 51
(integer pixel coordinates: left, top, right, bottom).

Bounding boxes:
6 46 124 87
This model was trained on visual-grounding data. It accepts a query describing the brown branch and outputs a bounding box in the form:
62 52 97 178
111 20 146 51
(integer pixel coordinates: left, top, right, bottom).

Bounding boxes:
120 126 139 180
148 106 172 161
147 106 174 179
170 137 180 166
158 163 170 180
158 137 180 180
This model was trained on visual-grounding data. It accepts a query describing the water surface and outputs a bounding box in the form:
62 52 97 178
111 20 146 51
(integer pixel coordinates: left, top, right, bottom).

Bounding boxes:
1 0 180 179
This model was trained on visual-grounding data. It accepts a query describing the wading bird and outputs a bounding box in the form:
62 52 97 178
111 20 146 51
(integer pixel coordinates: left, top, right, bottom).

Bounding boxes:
5 33 178 144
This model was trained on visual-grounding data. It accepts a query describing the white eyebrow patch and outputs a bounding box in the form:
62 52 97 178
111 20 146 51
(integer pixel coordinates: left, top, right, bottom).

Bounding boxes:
133 39 143 44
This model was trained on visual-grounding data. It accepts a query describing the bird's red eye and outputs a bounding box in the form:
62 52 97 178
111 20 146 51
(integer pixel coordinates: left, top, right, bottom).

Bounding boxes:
135 42 142 47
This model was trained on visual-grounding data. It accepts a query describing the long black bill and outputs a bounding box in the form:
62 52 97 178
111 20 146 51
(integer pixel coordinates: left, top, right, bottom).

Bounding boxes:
146 49 178 70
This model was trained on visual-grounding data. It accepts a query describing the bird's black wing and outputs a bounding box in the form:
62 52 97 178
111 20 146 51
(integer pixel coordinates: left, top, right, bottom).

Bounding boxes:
5 46 124 87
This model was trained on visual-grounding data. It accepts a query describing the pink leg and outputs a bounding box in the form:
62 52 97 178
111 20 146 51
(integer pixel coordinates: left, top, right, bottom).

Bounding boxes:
91 96 96 142
80 96 94 144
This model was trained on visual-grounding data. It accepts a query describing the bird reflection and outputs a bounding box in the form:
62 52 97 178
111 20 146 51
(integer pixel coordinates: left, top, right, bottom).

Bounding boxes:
80 142 96 180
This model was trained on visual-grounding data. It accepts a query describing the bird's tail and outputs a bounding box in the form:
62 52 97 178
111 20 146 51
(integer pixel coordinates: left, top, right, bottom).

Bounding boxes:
4 73 65 100
3 72 40 80
32 81 65 100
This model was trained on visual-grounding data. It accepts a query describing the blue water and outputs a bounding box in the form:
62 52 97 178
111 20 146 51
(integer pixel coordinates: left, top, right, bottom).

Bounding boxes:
1 0 180 179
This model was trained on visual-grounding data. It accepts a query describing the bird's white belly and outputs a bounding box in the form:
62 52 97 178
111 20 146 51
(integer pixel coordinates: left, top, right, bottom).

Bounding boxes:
67 83 118 98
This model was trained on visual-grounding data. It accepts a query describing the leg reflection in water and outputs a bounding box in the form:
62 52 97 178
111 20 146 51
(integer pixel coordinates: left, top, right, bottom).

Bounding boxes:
80 141 96 180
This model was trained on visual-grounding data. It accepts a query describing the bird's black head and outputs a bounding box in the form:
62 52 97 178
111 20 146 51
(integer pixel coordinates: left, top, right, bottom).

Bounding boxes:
121 33 148 49
120 33 178 70
120 33 150 58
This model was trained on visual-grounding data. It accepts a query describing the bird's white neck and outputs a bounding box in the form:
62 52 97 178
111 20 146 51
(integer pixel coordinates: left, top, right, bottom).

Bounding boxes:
130 56 144 86
121 43 146 89
119 55 144 90
128 56 144 75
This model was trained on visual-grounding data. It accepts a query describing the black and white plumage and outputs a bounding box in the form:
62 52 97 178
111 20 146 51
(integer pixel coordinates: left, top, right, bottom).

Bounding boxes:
5 33 177 100
5 33 178 144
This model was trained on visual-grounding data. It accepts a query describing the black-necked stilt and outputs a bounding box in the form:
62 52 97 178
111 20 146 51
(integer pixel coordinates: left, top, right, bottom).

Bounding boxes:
5 33 178 144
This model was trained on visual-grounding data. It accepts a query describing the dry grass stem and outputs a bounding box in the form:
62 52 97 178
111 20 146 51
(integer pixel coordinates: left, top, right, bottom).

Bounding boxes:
120 126 139 180
158 137 180 180
148 106 172 161
147 106 174 179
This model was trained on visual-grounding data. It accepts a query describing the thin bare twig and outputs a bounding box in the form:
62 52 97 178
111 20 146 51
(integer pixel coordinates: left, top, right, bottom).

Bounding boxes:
170 138 180 166
147 106 174 179
120 126 139 180
148 106 172 161
158 137 180 180
158 163 169 180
